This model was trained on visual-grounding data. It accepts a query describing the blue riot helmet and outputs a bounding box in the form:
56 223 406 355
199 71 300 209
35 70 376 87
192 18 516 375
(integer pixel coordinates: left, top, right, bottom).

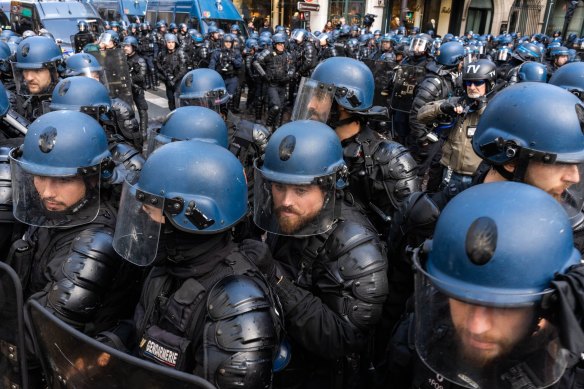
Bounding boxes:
0 29 16 42
497 33 513 47
230 24 240 33
250 31 259 40
63 53 106 82
517 61 547 82
340 24 350 36
397 26 406 36
222 33 235 48
551 45 570 66
122 35 139 50
9 111 111 228
434 41 465 67
178 68 230 112
414 181 579 389
549 62 584 101
409 33 433 54
168 22 177 31
12 36 63 96
155 20 167 31
292 57 375 124
272 32 286 45
164 33 177 44
512 41 541 62
472 83 584 220
113 141 247 266
78 20 88 32
110 21 120 30
49 77 111 120
97 29 120 49
290 28 308 44
331 29 340 42
192 31 204 44
146 106 228 156
253 120 347 236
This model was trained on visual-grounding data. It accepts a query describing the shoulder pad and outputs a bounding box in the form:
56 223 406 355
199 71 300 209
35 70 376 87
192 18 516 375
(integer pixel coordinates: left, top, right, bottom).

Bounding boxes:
109 142 145 171
325 220 386 278
111 98 134 119
207 274 272 320
70 228 118 261
404 192 441 228
420 77 443 92
373 140 418 178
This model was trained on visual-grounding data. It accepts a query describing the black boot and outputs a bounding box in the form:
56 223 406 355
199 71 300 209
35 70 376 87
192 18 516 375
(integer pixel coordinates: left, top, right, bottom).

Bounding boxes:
152 74 158 91
145 74 152 90
266 106 280 127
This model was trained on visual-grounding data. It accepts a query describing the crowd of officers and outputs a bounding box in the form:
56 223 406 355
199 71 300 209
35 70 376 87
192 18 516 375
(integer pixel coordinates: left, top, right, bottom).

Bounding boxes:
1 15 584 389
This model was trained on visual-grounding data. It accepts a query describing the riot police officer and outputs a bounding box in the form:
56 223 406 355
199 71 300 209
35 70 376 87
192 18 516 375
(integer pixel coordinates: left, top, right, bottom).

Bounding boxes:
292 57 419 236
209 33 243 109
11 36 62 121
254 33 294 127
62 52 106 82
122 35 149 140
547 45 570 78
252 120 388 388
109 140 281 386
5 111 141 387
385 181 584 388
73 20 95 53
156 33 186 111
138 22 157 90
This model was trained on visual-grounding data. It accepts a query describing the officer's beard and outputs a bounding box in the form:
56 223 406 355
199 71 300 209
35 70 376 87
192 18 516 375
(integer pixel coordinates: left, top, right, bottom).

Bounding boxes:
41 186 99 226
275 205 322 235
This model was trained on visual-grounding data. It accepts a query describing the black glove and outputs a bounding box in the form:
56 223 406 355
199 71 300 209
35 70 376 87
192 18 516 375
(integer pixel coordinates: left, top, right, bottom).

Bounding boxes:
439 101 457 116
239 239 278 280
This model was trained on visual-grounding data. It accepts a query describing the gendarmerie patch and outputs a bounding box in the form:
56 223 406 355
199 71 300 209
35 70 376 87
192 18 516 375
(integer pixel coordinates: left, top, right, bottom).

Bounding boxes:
139 337 180 368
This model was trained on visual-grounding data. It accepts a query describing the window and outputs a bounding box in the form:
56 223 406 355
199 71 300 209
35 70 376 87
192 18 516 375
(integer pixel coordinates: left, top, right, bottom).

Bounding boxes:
328 0 365 26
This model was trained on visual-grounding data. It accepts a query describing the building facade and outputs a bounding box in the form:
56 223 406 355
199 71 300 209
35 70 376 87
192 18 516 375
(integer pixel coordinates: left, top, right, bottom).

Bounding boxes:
239 0 583 39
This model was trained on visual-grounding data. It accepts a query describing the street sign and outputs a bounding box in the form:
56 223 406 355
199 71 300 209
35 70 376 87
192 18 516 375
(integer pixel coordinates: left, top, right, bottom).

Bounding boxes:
297 2 320 11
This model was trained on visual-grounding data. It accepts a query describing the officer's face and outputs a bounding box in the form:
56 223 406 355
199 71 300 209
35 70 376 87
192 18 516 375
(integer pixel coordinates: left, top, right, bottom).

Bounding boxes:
33 175 86 212
142 204 165 224
306 93 332 122
23 68 52 94
449 298 535 367
271 183 325 234
382 41 391 51
122 44 135 55
224 41 233 49
166 40 176 50
275 42 285 53
524 161 581 201
555 55 569 67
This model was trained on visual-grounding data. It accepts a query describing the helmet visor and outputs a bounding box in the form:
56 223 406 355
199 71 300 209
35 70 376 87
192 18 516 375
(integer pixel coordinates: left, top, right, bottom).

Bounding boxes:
496 48 509 61
178 90 230 113
10 155 101 228
144 128 172 158
413 255 569 389
558 163 584 224
291 77 336 123
409 37 429 53
112 174 164 266
253 165 339 236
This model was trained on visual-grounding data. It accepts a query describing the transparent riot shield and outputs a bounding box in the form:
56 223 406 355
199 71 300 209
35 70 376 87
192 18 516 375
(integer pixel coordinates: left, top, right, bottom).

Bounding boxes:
26 299 216 389
389 64 426 113
89 48 134 108
0 261 28 389
362 58 396 107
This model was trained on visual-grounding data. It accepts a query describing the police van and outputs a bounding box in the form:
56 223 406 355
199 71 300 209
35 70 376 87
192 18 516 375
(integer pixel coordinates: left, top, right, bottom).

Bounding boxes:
92 0 247 37
10 0 103 55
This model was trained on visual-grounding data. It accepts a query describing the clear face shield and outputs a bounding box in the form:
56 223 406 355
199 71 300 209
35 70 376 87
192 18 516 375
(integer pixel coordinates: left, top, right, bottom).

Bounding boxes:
144 128 172 158
409 37 429 54
68 68 107 84
253 164 341 236
177 89 229 113
497 48 510 61
412 252 570 389
9 150 102 228
97 33 116 49
291 77 336 123
557 163 584 227
12 63 60 97
112 173 166 266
